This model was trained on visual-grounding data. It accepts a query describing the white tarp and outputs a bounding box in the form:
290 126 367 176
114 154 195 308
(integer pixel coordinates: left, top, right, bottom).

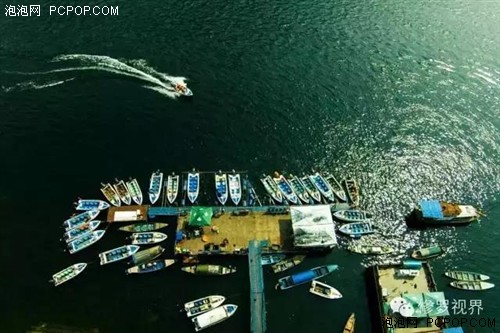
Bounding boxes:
291 205 337 248
114 211 139 222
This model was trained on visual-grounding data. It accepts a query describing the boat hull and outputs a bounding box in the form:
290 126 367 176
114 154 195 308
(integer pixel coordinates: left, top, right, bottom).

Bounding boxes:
114 180 132 205
68 230 106 254
310 173 335 202
215 173 229 205
271 255 306 273
277 264 338 290
63 210 99 231
52 263 87 286
130 232 168 245
187 172 200 204
167 174 179 204
126 178 143 205
119 222 168 232
126 259 176 274
450 281 494 291
100 183 121 207
260 176 283 203
228 174 242 205
273 175 299 204
149 171 163 205
99 245 140 265
344 179 360 206
445 271 490 281
131 245 165 265
184 295 225 318
261 254 286 266
64 220 101 242
76 199 110 211
300 176 322 203
181 264 236 276
309 280 343 299
192 304 237 332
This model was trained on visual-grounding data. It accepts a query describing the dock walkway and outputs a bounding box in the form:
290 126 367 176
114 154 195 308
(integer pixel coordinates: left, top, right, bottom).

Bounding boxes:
248 240 267 333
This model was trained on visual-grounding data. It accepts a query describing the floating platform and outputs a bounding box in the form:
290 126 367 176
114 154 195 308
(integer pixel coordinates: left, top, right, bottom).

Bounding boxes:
106 205 149 223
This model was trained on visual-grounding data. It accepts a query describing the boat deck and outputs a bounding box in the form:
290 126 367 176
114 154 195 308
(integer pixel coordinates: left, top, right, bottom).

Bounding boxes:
106 205 149 223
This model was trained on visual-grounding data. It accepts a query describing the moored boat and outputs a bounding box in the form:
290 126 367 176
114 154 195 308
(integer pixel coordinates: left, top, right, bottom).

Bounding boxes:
187 170 200 204
75 199 110 211
343 313 355 333
310 173 335 202
181 264 236 276
339 222 374 237
64 220 101 242
411 245 444 260
271 255 306 273
215 171 228 205
445 271 490 281
325 173 348 202
414 200 480 225
333 210 372 223
309 280 343 299
348 244 393 255
130 232 168 245
288 175 310 203
99 245 140 265
126 259 176 274
100 182 121 207
276 264 338 290
300 176 322 203
63 210 99 231
148 170 163 205
228 171 242 205
184 295 225 318
273 174 299 204
126 178 143 205
344 178 360 206
182 256 200 265
260 175 283 204
67 230 106 254
261 254 286 266
191 304 237 332
450 281 494 291
166 173 179 204
119 222 168 232
51 263 87 286
131 245 165 265
113 179 132 205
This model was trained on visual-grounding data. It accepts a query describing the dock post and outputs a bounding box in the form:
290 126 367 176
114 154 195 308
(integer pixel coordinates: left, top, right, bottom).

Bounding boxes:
248 240 267 333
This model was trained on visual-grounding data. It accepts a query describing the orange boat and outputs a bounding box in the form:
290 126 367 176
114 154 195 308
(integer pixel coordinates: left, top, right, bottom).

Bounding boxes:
343 313 355 333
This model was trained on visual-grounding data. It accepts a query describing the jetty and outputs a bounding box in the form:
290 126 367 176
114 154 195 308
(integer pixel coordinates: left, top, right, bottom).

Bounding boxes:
248 240 267 333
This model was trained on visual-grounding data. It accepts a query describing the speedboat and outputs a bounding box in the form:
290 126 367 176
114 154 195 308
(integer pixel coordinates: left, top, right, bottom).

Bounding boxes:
166 173 179 204
310 173 335 202
184 295 226 318
149 170 163 205
260 175 283 204
172 82 193 97
126 178 143 205
75 199 110 211
273 173 299 205
228 171 241 205
113 178 132 205
215 171 228 205
288 175 310 203
51 263 87 286
187 169 200 204
99 245 140 265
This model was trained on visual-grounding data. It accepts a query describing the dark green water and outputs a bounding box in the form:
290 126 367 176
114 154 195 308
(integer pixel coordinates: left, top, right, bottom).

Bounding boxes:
1 0 499 332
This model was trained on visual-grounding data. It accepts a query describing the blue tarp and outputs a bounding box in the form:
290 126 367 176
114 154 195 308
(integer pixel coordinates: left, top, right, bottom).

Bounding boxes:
291 270 316 285
419 200 444 219
443 328 464 333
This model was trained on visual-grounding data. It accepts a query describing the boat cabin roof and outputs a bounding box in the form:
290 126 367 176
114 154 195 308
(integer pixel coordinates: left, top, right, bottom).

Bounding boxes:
419 200 444 219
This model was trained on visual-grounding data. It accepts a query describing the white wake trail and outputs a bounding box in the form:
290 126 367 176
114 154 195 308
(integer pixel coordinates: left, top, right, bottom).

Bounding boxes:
2 77 75 92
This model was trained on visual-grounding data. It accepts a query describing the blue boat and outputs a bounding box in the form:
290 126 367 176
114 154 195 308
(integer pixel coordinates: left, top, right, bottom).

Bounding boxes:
273 174 299 204
149 170 163 205
63 210 99 231
126 259 176 274
261 254 286 266
276 264 339 290
338 222 374 237
64 220 101 242
415 200 480 225
309 173 335 202
99 245 140 265
187 170 200 204
130 232 168 245
215 171 228 205
67 230 106 254
75 199 110 211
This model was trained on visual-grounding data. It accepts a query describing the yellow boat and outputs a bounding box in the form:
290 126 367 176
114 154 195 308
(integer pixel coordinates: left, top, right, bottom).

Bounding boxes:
343 313 355 333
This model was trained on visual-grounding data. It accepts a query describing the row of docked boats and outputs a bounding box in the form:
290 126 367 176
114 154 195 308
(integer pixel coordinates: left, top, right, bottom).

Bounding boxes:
445 270 495 291
212 170 242 205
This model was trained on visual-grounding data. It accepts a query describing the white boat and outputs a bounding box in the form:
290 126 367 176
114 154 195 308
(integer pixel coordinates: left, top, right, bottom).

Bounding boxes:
273 174 299 204
187 170 200 204
325 173 348 202
166 173 179 204
309 280 343 299
310 173 335 202
260 175 283 203
344 178 360 206
64 220 101 242
99 245 140 265
63 210 100 231
333 210 372 223
288 175 310 203
300 176 322 203
130 232 168 245
113 179 132 205
126 178 143 205
67 230 106 254
75 199 110 211
215 172 228 205
348 244 393 255
228 172 242 205
126 259 176 274
172 82 193 97
338 222 374 237
445 271 490 281
450 281 495 291
192 304 238 332
100 182 121 207
184 295 226 318
149 170 163 204
51 263 87 286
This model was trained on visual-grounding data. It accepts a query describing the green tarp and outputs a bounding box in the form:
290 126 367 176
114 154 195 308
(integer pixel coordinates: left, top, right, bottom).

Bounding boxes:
188 207 213 227
400 292 449 318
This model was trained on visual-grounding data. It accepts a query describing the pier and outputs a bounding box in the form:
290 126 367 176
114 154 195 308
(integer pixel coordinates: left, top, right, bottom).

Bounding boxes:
248 240 267 333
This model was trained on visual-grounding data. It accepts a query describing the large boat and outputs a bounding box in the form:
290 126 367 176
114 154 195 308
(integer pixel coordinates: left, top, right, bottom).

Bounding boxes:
181 264 236 276
450 281 494 291
288 175 310 203
276 264 338 290
187 170 200 204
445 271 490 281
260 175 283 204
67 230 106 254
309 280 343 299
215 171 228 205
191 304 237 332
131 245 165 265
228 172 242 205
261 254 286 266
99 245 140 265
63 220 101 242
411 245 444 260
348 244 393 255
310 173 335 202
113 179 132 205
300 176 322 203
413 200 480 225
75 199 110 211
166 173 179 204
51 263 87 286
100 182 121 207
130 232 168 245
343 313 355 333
126 178 143 205
271 255 306 273
148 170 163 205
339 222 374 237
184 295 225 318
325 173 348 202
126 259 176 274
63 210 99 231
172 82 193 97
344 178 360 206
333 210 372 223
273 174 299 205
119 222 168 232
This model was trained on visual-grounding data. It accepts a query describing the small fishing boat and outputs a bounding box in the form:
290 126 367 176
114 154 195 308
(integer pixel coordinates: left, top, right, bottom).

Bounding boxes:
67 230 106 254
309 280 343 299
348 244 393 255
63 210 99 231
215 171 228 205
450 281 495 291
411 245 444 260
51 263 87 286
63 220 101 242
113 179 132 205
126 178 143 205
339 222 374 237
181 264 237 276
228 171 242 205
131 245 165 265
75 199 110 211
130 232 168 245
273 174 299 204
300 176 322 203
260 175 283 203
192 304 237 332
184 295 226 318
445 271 490 281
333 210 372 223
325 173 348 202
100 182 121 207
148 170 163 205
276 264 338 290
261 254 286 266
310 173 335 202
271 255 306 273
288 175 310 203
99 245 140 265
126 259 176 274
187 170 200 204
413 200 481 225
119 222 168 232
182 256 200 265
166 173 179 204
172 82 193 97
343 313 355 333
344 178 360 206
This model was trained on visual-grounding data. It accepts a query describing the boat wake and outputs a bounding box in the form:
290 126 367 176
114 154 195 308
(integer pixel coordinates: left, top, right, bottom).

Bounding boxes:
2 54 187 98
